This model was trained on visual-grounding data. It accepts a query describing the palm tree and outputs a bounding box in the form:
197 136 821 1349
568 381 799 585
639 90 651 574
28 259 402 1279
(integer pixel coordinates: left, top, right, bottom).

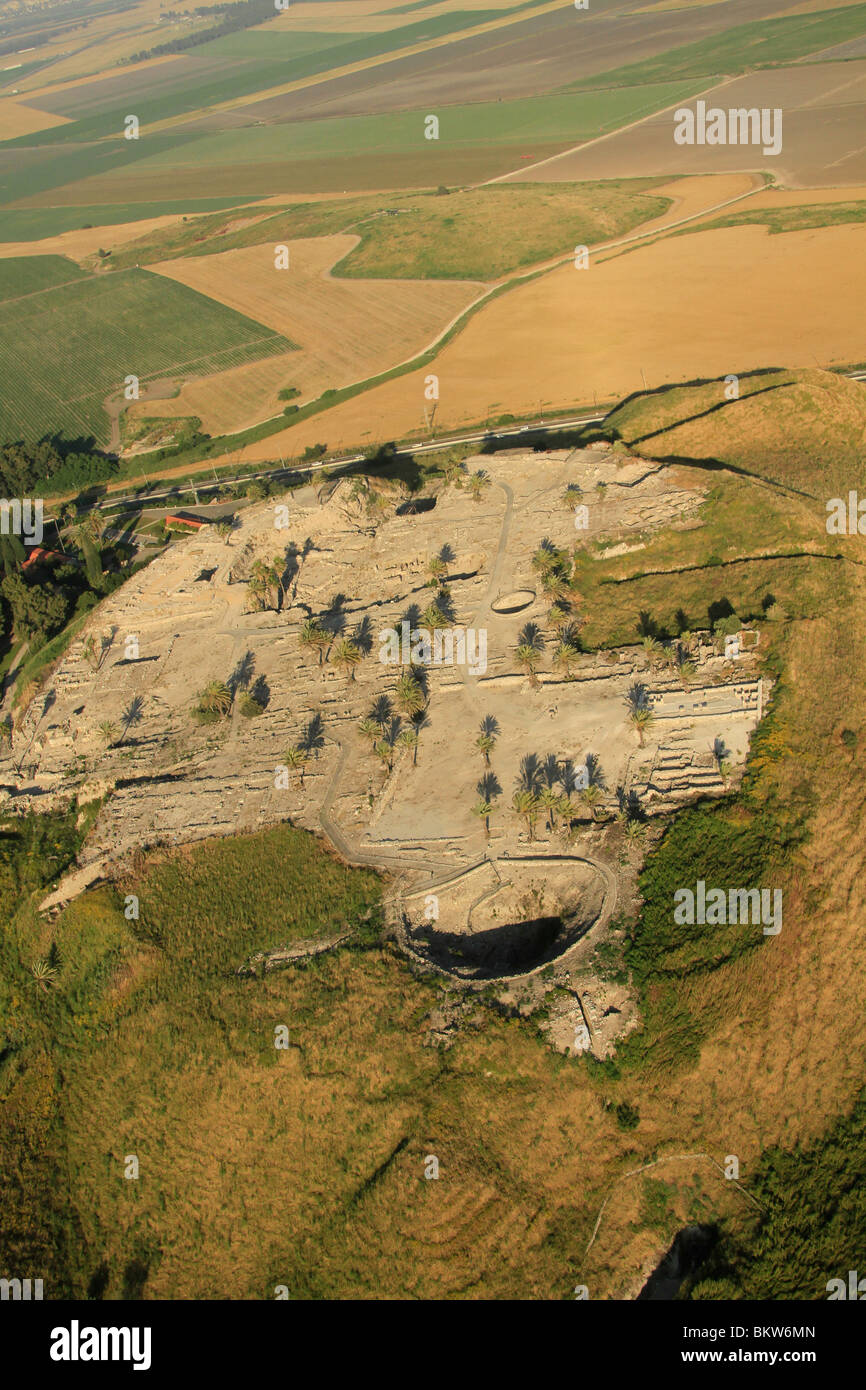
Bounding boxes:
332 638 362 681
674 642 697 686
370 695 392 730
246 574 268 612
284 745 307 787
472 797 494 840
580 783 604 820
422 600 449 633
31 958 58 992
642 635 664 668
299 619 329 666
358 716 380 746
428 555 447 587
215 520 233 544
539 785 561 831
547 600 572 633
553 640 580 680
512 789 539 842
118 695 144 745
250 559 281 610
198 681 232 718
561 484 583 510
515 643 540 687
395 670 426 718
466 470 490 503
374 739 394 775
515 623 545 689
440 455 465 489
712 735 732 784
540 569 569 601
629 705 654 747
476 731 496 765
98 720 117 747
397 725 419 765
410 710 429 763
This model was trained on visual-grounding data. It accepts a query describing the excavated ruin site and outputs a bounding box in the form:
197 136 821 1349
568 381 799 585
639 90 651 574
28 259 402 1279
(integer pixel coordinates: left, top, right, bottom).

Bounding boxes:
1 445 768 1052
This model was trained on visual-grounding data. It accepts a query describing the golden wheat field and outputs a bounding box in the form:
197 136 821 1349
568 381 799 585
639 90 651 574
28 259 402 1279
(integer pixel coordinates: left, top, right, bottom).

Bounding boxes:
0 99 70 140
210 219 866 461
132 235 485 436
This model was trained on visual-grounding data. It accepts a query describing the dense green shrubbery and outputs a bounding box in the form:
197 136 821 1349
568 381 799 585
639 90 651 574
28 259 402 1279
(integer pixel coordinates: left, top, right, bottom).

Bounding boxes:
686 1090 866 1300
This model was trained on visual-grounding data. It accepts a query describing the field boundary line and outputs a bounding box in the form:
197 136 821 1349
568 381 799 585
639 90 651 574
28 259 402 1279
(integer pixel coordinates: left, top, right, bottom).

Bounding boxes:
483 72 746 186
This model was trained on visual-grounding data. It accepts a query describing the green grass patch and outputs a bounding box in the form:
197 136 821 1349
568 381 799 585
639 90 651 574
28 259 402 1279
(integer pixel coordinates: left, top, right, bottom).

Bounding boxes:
0 255 88 300
564 3 866 91
0 198 262 242
112 179 670 279
686 1088 866 1299
127 824 382 979
0 266 295 445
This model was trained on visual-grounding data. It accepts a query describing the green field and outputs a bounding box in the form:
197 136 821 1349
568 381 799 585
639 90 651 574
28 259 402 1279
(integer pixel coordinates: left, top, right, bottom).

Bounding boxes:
110 180 670 280
0 198 261 242
565 2 866 90
0 254 87 299
98 78 708 175
0 263 296 445
8 11 506 144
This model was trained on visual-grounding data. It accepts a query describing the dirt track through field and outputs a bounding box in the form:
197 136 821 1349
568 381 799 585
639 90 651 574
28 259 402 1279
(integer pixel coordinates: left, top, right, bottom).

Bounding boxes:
134 236 484 435
197 206 866 463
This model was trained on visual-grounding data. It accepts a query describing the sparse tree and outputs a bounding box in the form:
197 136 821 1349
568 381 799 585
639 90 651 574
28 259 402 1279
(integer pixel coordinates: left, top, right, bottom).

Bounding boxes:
512 789 540 842
299 619 329 666
476 731 496 765
553 640 580 680
466 470 491 503
395 669 426 718
197 681 232 718
332 637 362 681
472 797 494 841
284 745 307 787
397 725 419 765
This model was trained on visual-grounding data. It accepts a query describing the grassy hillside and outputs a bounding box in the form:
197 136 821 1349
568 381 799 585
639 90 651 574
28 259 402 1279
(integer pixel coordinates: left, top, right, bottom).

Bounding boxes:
4 371 866 1298
111 181 670 280
602 368 866 498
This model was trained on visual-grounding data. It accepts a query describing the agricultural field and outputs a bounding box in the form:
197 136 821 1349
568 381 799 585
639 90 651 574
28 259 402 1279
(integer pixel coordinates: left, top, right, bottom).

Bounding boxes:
135 234 485 434
0 252 86 297
0 196 263 243
206 212 866 461
0 261 295 445
509 57 866 188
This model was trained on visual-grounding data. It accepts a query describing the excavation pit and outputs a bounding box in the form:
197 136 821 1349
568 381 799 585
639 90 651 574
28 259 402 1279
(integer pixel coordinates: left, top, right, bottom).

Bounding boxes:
491 589 535 615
